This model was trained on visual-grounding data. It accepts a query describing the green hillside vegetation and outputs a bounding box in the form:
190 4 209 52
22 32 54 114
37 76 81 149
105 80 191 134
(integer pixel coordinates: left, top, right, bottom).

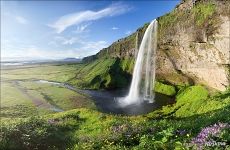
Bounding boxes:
68 58 134 89
1 0 230 149
1 87 229 149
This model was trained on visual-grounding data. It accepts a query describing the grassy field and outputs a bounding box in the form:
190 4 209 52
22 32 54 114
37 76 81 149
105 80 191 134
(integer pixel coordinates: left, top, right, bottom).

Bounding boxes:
1 89 230 149
1 62 230 149
1 63 95 119
1 64 80 82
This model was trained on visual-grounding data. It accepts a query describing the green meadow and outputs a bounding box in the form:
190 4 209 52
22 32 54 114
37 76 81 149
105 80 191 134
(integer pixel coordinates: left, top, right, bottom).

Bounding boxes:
1 64 95 119
1 63 230 149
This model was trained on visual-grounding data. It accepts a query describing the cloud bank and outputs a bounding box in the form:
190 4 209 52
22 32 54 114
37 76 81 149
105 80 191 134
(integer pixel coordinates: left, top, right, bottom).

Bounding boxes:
49 3 131 33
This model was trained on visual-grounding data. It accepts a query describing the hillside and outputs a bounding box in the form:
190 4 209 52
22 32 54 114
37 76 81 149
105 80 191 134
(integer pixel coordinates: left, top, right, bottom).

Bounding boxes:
1 0 230 149
80 0 230 92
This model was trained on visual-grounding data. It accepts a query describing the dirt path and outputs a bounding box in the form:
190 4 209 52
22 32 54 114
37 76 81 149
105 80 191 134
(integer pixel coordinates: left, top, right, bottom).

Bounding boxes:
12 80 63 112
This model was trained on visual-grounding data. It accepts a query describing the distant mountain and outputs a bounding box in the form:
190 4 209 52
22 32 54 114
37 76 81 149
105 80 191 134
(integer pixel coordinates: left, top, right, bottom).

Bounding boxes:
62 58 82 62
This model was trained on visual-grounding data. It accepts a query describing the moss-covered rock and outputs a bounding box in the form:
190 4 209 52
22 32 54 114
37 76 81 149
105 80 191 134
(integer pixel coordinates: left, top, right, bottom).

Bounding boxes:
192 1 216 26
154 81 177 96
176 85 209 103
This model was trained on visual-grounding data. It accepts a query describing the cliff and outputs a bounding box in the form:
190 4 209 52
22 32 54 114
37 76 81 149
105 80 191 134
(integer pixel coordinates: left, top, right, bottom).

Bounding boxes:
81 0 230 91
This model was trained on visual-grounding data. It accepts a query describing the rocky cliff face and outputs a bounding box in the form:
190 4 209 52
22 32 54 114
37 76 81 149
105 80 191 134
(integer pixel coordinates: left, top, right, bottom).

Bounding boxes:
83 0 230 91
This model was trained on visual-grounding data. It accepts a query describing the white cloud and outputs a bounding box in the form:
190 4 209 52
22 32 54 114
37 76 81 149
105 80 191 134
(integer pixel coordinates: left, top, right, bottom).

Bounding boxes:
62 37 78 45
15 16 28 24
73 23 91 34
50 36 84 46
49 3 131 33
125 30 132 35
111 27 119 30
2 40 108 60
81 41 107 51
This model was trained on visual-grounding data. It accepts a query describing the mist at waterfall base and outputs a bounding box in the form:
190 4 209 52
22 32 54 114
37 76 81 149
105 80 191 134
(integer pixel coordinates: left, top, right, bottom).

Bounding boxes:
85 19 174 115
85 89 174 115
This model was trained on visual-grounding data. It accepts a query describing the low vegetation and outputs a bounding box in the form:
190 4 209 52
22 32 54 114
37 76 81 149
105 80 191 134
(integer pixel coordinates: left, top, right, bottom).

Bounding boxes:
192 2 216 26
1 86 229 149
1 63 230 149
1 0 229 148
68 58 133 89
1 64 95 118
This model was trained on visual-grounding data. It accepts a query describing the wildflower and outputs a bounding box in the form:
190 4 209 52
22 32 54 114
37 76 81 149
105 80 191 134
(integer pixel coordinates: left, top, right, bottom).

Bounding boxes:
190 122 229 149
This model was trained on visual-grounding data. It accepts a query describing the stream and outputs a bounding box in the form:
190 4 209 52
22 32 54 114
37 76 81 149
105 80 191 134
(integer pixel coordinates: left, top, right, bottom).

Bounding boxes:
36 80 174 115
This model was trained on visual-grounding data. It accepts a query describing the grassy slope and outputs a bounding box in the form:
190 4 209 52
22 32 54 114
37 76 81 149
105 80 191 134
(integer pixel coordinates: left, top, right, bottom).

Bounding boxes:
68 58 134 89
1 1 230 150
1 63 230 149
1 87 229 149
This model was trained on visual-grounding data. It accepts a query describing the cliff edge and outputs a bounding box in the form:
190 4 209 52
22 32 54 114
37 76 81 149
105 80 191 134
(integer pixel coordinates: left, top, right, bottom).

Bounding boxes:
82 0 230 91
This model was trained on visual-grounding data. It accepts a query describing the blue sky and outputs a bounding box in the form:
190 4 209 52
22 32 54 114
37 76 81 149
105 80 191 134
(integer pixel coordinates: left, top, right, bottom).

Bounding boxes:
1 0 180 61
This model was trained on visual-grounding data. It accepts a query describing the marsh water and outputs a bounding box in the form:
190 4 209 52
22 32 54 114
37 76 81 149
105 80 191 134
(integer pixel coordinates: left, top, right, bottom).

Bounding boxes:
37 80 174 115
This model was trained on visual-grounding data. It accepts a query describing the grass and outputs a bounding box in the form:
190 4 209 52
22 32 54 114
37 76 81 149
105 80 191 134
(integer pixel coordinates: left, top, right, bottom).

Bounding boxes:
158 86 230 118
176 85 209 103
192 2 216 26
1 63 229 149
68 58 133 89
1 82 32 107
1 89 230 149
158 0 216 43
20 81 94 110
0 82 40 118
68 58 116 89
1 64 95 119
1 64 79 82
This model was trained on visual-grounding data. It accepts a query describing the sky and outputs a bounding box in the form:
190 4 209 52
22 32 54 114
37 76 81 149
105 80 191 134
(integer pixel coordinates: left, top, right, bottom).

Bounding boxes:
1 0 180 61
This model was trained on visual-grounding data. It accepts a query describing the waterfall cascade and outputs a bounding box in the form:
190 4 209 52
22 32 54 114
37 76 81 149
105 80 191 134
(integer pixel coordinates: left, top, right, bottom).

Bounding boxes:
121 19 158 105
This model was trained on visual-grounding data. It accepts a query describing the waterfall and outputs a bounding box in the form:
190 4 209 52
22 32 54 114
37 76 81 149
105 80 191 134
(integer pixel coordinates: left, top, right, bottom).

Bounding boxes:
122 19 158 105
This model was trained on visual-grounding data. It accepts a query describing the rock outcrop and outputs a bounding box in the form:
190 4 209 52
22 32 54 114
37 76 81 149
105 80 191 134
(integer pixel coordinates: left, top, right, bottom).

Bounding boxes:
83 0 230 91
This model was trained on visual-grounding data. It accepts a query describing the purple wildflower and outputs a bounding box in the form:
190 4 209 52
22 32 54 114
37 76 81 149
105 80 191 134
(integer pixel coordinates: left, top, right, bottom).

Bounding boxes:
190 122 229 149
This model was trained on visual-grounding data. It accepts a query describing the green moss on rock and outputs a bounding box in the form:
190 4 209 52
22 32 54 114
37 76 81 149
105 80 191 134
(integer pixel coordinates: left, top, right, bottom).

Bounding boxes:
154 81 177 96
120 58 135 74
160 85 230 118
176 85 209 103
192 2 216 26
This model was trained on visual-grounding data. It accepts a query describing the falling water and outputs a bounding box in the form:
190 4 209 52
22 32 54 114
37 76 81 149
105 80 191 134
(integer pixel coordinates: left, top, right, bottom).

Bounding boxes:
121 19 158 105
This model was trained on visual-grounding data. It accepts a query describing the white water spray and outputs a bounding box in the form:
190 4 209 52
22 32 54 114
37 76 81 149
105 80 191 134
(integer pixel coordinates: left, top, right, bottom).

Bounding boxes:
121 19 158 105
